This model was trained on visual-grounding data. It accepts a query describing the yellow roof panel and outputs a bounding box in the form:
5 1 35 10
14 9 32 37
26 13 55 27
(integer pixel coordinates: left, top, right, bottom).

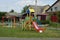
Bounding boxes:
29 8 35 13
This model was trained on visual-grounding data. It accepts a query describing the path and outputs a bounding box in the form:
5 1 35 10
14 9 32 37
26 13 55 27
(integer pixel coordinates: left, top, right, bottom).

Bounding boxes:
0 37 60 40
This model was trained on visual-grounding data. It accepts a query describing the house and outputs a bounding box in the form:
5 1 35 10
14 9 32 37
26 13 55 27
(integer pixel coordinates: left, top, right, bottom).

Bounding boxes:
46 0 60 13
29 5 50 14
46 0 60 22
22 5 49 20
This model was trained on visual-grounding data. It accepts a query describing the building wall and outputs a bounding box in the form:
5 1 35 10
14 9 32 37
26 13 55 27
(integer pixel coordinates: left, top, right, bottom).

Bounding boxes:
47 1 60 12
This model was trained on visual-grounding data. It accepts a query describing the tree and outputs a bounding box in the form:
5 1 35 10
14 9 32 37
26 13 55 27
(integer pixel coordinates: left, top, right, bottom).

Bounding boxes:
0 12 7 21
21 5 29 14
10 9 14 13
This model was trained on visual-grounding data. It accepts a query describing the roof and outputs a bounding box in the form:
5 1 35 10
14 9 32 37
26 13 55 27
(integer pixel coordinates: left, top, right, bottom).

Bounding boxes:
46 0 60 12
29 5 45 9
28 5 50 14
29 5 50 8
6 12 21 17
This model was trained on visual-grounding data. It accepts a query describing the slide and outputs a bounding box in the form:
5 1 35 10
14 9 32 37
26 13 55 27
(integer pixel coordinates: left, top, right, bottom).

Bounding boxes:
32 21 43 33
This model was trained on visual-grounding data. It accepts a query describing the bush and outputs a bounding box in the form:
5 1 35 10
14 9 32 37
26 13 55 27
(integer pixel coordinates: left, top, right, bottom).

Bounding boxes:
56 11 60 23
40 20 49 24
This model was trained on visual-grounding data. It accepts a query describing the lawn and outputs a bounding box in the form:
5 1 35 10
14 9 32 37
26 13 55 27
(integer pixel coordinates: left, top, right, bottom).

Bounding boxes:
0 26 60 38
49 22 60 28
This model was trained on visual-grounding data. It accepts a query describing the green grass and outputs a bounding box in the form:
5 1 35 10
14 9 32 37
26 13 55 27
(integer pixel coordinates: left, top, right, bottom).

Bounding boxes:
49 22 60 28
0 26 60 38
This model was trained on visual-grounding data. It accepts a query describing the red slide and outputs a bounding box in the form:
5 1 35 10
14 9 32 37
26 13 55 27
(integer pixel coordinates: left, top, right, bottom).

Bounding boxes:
32 21 43 33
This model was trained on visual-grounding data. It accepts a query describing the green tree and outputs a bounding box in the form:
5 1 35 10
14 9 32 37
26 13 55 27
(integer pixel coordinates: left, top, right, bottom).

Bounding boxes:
0 12 7 21
21 5 29 14
57 11 60 23
0 12 7 18
10 9 14 13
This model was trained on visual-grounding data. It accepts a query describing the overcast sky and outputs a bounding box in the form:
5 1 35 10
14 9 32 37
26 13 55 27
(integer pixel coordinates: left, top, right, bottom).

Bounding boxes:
0 0 57 13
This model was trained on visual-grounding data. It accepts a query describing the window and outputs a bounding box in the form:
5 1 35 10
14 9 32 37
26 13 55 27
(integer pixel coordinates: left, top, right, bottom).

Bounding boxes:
41 15 46 20
51 8 53 11
55 7 57 11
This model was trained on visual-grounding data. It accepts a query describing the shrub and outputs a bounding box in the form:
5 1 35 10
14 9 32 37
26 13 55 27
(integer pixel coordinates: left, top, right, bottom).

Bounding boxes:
40 20 49 24
56 11 60 23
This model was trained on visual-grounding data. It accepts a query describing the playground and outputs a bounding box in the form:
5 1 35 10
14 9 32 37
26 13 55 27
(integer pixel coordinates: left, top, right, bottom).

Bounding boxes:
1 8 48 33
0 8 60 38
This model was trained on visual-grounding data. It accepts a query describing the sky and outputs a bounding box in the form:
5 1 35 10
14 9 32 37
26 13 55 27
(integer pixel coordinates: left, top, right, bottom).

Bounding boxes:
0 0 57 13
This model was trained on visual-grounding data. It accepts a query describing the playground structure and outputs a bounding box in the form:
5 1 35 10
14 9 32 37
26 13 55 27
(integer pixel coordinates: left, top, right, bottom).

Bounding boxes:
20 8 45 33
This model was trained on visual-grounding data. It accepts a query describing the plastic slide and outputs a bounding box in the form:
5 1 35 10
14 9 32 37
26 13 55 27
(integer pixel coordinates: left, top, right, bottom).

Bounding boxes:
32 21 43 33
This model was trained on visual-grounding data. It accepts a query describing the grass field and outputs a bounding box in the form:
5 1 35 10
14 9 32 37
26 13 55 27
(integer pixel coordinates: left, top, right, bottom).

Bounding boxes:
0 26 60 38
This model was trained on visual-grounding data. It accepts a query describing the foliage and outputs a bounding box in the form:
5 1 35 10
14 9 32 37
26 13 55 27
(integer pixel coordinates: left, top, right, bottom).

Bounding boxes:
48 11 60 27
0 12 7 18
40 20 49 24
56 11 60 23
21 5 29 14
10 9 14 13
0 12 7 22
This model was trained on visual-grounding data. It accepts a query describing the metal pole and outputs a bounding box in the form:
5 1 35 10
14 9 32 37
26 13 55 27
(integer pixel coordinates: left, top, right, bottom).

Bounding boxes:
13 16 16 28
35 0 37 18
11 18 12 28
35 0 37 14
